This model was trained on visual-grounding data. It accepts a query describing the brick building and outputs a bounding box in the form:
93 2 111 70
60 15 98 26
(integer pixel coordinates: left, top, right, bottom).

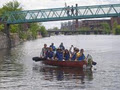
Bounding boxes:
61 17 120 31
81 19 111 30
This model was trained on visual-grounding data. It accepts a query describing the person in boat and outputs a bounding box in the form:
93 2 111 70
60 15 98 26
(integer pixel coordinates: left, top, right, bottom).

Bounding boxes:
59 43 65 51
46 47 54 60
64 49 70 61
50 43 56 51
55 48 63 61
77 49 85 61
86 54 93 67
69 45 77 61
41 44 48 58
50 43 56 57
76 48 80 60
86 54 97 67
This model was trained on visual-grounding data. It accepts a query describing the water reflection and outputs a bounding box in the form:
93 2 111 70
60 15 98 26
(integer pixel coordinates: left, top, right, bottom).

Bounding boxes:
0 49 24 89
33 65 93 84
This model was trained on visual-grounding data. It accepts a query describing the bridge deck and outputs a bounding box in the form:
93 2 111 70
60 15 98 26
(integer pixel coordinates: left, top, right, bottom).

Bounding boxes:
1 4 120 24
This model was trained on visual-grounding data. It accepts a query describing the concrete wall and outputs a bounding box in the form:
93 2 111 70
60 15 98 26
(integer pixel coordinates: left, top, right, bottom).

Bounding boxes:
0 32 8 49
0 32 21 49
10 33 21 47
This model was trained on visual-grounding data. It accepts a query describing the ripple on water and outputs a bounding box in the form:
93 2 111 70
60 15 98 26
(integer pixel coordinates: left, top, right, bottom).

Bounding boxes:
0 35 120 90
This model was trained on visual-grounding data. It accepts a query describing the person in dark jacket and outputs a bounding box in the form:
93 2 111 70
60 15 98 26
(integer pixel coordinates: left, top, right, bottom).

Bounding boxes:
55 48 63 61
71 5 74 16
47 47 54 60
50 43 56 51
59 43 65 51
64 49 70 61
69 45 77 61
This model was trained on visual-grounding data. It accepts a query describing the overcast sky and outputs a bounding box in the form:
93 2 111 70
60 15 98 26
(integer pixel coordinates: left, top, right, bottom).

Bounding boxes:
0 0 120 29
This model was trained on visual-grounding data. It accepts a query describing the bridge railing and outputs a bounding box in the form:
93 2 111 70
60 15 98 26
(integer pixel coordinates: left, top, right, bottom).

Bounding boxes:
1 4 120 24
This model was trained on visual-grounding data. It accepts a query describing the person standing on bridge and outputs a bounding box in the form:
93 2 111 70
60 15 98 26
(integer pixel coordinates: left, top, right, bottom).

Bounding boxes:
71 5 74 16
75 4 78 16
66 6 70 16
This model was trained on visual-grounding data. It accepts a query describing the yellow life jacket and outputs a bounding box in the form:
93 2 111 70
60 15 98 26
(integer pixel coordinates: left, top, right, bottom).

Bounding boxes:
76 52 80 57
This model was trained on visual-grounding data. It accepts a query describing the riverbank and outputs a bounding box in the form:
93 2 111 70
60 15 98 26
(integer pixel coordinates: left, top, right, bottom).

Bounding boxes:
0 32 22 49
0 32 43 50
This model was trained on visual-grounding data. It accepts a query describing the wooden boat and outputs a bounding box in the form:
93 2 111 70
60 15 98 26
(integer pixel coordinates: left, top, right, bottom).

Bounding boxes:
33 57 87 68
42 60 87 68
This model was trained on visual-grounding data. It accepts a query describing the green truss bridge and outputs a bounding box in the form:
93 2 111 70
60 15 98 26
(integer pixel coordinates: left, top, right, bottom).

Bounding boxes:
1 3 120 24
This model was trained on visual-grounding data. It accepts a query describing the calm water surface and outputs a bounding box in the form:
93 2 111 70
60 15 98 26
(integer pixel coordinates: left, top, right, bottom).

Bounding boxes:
0 35 120 90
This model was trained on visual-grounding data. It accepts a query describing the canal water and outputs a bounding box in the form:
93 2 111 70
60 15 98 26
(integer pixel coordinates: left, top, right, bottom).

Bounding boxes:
0 35 120 90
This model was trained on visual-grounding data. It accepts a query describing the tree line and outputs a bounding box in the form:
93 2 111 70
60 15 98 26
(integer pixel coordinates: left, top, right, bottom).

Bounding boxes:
0 0 47 40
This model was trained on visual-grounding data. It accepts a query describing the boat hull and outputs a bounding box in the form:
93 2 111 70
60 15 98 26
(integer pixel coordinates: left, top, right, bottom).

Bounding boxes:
42 60 87 68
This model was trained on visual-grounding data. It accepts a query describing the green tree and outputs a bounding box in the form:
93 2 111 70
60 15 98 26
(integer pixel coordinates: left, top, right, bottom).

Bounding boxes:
0 8 4 17
0 1 47 40
39 26 47 37
101 22 111 34
2 0 22 12
0 0 22 33
0 24 4 31
29 23 40 39
115 25 120 35
112 21 118 34
53 27 59 30
10 24 19 33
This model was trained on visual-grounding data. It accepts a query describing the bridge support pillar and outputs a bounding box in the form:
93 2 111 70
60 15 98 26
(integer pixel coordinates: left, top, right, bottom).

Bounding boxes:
75 4 78 30
5 24 11 49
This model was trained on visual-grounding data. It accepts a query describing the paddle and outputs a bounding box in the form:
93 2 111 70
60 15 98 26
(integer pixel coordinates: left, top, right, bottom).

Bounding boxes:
32 57 47 62
92 61 97 65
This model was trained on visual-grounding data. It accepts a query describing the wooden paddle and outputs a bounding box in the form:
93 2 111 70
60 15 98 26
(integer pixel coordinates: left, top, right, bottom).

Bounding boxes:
32 57 47 62
92 61 97 65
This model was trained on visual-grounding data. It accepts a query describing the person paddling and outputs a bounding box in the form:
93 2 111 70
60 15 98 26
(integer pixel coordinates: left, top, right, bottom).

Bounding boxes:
55 48 63 61
50 43 56 51
46 47 54 60
41 44 47 58
78 49 85 61
64 49 70 61
69 45 77 61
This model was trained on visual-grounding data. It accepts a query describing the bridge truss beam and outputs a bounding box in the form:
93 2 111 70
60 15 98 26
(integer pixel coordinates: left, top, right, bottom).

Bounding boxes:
1 4 120 24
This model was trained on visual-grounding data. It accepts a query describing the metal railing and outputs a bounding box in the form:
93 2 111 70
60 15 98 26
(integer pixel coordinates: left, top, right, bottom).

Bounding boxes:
1 3 120 24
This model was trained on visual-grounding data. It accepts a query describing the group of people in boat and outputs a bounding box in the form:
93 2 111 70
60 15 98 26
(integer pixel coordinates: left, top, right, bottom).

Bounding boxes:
41 43 85 61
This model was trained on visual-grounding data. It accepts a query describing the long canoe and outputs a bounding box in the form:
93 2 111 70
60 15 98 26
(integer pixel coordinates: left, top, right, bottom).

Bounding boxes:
33 57 87 68
42 60 87 68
